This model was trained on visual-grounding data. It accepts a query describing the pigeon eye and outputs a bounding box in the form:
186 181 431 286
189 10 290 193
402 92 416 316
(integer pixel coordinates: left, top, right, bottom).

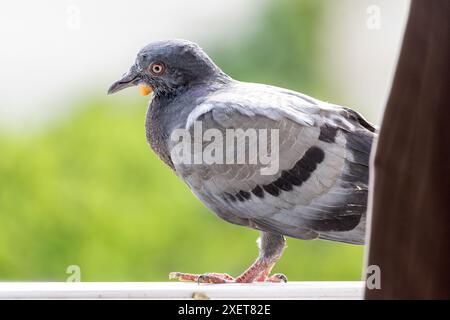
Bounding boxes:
149 62 165 76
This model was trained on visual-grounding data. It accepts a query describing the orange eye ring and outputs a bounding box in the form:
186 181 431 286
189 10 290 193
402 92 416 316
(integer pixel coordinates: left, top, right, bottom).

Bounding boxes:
149 62 165 76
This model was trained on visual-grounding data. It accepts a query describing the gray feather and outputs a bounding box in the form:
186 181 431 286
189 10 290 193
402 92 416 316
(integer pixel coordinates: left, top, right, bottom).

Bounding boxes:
133 40 378 245
164 83 376 245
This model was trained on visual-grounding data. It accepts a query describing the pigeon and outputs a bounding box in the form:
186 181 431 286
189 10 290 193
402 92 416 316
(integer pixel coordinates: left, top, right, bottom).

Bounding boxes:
108 39 377 283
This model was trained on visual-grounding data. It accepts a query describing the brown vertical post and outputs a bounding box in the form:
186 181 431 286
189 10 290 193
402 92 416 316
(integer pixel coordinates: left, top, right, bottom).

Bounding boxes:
365 0 450 299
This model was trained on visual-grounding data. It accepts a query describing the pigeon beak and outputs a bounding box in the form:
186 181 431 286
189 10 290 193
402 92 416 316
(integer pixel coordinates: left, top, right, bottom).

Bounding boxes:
107 66 141 95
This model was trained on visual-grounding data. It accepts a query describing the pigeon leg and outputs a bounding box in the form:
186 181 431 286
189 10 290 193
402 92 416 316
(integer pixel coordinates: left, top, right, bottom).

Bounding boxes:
235 232 286 283
169 232 287 284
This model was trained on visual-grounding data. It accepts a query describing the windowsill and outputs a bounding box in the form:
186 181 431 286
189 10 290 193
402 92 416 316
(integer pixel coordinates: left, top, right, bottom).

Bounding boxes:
0 281 364 299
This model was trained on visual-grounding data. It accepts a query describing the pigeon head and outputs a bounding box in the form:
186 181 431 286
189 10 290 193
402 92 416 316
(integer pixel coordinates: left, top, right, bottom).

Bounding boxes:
108 39 225 97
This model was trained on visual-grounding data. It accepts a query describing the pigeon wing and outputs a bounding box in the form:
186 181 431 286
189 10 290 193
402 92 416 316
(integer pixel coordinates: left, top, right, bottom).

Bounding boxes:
172 84 374 244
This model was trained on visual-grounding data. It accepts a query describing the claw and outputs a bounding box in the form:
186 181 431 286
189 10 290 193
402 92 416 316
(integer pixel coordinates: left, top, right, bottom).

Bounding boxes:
197 274 205 284
168 272 179 280
197 274 210 284
268 273 288 283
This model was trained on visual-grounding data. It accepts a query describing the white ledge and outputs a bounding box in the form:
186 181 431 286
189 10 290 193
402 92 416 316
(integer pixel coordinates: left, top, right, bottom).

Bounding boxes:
0 281 364 299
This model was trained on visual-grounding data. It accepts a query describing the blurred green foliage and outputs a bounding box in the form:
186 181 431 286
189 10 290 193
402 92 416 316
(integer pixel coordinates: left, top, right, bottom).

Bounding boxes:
212 0 325 95
0 0 363 281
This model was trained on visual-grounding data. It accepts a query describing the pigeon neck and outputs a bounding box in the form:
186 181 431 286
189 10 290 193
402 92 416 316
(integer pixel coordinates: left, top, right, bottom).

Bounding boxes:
153 71 231 101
